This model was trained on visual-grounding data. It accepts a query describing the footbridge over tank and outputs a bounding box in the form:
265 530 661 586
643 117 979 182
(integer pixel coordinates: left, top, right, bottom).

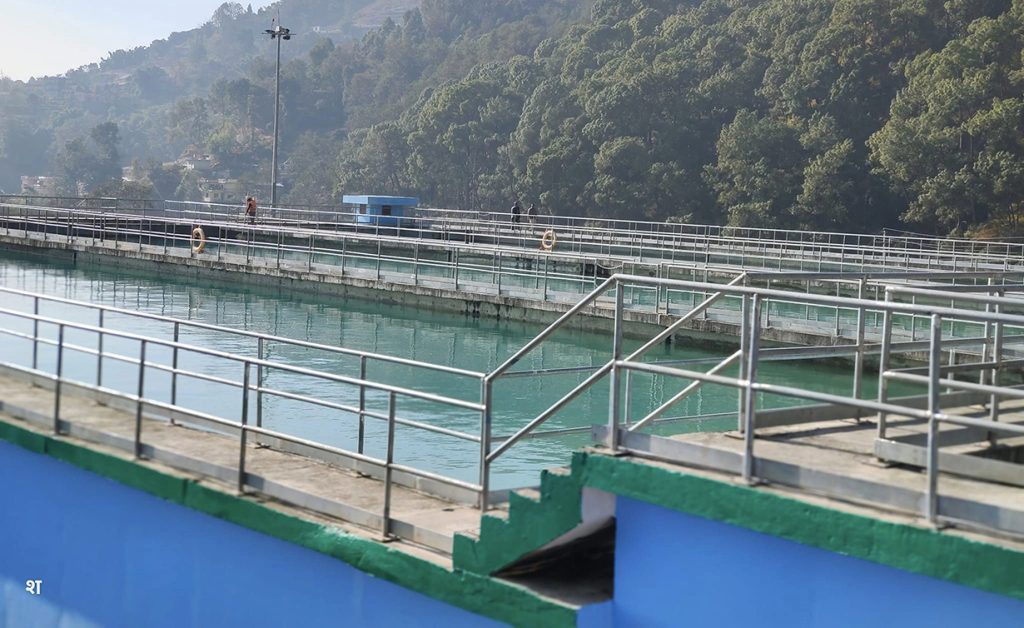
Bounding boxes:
4 196 1024 352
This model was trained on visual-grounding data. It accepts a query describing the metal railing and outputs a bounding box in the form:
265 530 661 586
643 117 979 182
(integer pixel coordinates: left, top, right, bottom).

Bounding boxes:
152 202 1024 273
590 275 1024 536
4 197 1024 537
2 269 1024 540
4 196 1024 275
0 292 492 548
6 202 1024 348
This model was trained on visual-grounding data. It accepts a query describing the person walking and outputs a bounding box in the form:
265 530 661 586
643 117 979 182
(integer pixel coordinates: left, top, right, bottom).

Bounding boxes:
527 203 538 223
510 200 522 230
245 196 257 224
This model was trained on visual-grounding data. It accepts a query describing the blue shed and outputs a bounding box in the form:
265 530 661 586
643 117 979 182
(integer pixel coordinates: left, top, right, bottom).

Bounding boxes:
343 195 419 227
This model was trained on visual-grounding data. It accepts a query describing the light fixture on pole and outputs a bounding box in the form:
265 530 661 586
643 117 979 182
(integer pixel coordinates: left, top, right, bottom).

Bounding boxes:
265 19 292 208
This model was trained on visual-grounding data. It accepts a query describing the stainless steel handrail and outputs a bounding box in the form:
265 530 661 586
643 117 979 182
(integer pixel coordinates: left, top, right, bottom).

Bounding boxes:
6 200 1023 275
0 285 484 379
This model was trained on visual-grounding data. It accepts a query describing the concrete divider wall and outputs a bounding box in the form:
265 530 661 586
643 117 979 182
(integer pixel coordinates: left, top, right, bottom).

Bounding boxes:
0 441 501 628
610 495 1024 627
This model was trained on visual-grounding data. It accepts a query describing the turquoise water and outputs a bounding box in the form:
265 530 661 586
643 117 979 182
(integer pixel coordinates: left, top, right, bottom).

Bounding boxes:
0 250 899 488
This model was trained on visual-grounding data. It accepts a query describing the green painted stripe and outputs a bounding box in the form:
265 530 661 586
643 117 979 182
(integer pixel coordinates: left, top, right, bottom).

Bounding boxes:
578 450 1024 601
0 418 576 628
8 411 1023 619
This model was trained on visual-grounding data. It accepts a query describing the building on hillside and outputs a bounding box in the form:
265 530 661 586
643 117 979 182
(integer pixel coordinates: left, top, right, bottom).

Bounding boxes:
20 175 63 196
198 178 245 204
178 153 217 174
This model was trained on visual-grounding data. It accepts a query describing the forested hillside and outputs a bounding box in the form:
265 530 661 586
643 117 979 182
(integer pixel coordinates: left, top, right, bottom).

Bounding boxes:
338 0 1021 234
4 0 1024 235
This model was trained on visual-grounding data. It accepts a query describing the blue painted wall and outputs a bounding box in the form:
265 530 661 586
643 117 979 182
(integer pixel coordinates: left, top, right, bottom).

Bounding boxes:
0 441 502 628
608 495 1024 628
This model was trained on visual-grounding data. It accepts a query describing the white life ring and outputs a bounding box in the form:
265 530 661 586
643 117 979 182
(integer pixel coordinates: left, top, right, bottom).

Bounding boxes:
540 229 557 252
191 227 207 254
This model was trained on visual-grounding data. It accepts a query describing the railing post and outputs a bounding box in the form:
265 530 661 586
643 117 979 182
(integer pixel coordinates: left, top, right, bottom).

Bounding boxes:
496 252 502 295
414 242 420 286
737 294 750 431
742 295 761 483
134 340 147 458
238 361 252 493
32 296 40 370
382 391 397 538
310 233 316 271
479 378 492 512
910 295 917 341
702 268 710 318
876 293 894 441
979 279 993 391
608 281 625 450
357 356 367 454
53 323 65 435
543 256 550 301
623 370 633 427
96 310 104 386
276 229 283 269
834 282 842 336
454 248 460 290
852 278 867 418
989 299 1004 441
170 322 180 421
925 314 942 525
375 238 382 280
256 337 265 429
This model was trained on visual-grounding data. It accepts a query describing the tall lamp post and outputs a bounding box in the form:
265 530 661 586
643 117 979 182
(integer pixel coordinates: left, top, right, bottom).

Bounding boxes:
265 20 291 207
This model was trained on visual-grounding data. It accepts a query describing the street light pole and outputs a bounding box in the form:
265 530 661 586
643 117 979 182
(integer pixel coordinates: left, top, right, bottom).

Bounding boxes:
265 21 291 208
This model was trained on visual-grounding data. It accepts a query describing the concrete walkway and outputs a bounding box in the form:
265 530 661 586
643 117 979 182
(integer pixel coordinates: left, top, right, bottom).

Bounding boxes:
0 369 485 561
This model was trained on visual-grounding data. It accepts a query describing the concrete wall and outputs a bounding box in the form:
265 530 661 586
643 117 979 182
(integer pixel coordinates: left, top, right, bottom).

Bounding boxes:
608 495 1024 627
0 441 501 628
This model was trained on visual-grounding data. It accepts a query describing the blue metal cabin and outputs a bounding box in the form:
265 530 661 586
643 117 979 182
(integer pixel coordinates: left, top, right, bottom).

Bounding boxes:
343 194 418 227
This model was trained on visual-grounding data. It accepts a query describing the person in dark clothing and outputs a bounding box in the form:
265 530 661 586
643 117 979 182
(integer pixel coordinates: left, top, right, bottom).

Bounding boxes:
510 201 522 229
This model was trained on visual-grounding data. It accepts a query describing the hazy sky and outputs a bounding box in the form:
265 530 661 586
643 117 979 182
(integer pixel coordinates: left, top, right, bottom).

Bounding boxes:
1 0 276 81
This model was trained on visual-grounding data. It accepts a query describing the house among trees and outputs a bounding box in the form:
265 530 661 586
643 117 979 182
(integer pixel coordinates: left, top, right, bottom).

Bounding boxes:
20 175 63 196
175 151 217 174
198 177 244 203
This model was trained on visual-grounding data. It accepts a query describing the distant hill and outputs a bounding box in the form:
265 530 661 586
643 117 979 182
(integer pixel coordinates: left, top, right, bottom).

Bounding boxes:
0 0 420 192
0 0 589 204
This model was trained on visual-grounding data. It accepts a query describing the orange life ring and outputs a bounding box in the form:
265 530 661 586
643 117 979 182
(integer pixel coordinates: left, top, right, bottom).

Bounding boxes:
191 227 206 254
540 229 557 251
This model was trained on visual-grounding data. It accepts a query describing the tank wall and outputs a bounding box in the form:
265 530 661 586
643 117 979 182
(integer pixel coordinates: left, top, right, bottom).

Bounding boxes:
0 441 499 628
605 495 1024 627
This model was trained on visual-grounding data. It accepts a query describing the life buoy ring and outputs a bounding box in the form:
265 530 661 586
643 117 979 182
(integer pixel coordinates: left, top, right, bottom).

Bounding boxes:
191 227 206 254
540 229 557 251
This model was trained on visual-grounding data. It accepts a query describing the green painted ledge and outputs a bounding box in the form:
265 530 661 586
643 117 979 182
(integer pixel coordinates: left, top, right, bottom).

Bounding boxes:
0 419 576 628
453 465 584 575
7 411 1024 620
577 450 1024 602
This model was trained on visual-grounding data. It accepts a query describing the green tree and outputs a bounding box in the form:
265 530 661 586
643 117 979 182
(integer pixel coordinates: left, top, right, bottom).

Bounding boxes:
869 4 1024 232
